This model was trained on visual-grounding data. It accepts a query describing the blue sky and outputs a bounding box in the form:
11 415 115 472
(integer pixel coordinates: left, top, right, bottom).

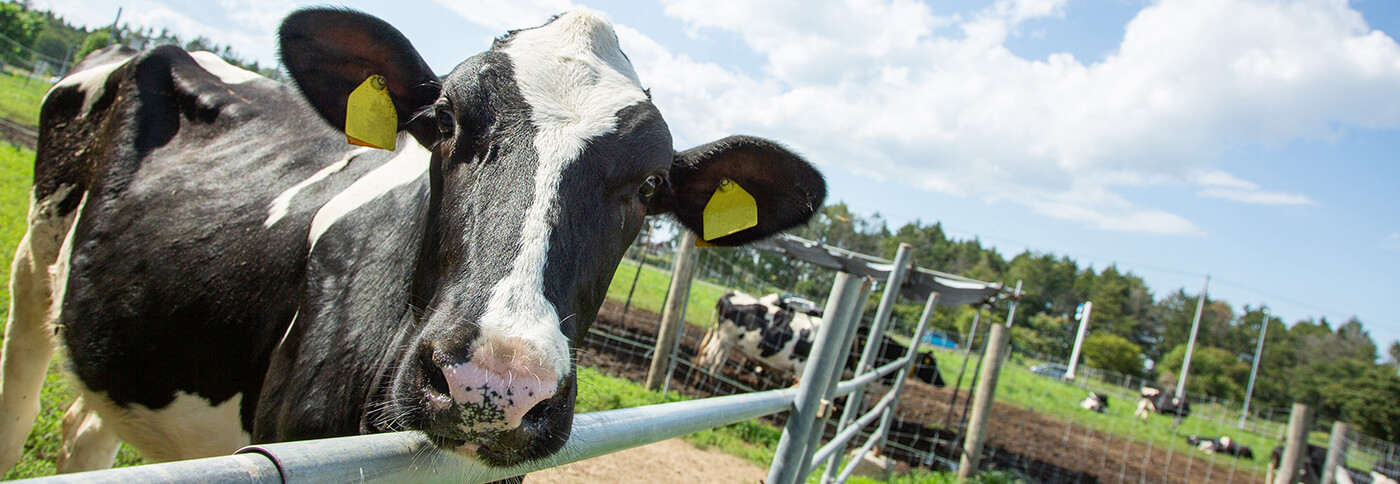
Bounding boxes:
33 0 1400 352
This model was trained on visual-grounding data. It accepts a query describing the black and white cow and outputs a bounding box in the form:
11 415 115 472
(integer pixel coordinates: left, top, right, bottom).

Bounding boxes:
1133 386 1192 420
0 8 825 474
1185 435 1254 459
1080 392 1109 413
695 291 945 386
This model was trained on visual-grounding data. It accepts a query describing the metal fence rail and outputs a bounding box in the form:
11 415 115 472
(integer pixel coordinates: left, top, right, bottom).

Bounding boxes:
22 386 805 484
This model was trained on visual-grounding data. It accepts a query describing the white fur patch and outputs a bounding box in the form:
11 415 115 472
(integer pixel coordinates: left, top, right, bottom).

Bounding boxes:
46 59 129 117
476 10 649 380
75 387 249 462
308 134 430 249
189 51 263 84
265 148 369 228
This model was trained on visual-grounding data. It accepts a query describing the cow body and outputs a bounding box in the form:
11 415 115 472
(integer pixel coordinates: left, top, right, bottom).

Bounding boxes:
696 291 944 387
1080 392 1109 413
1185 435 1253 459
0 9 825 474
1134 387 1191 420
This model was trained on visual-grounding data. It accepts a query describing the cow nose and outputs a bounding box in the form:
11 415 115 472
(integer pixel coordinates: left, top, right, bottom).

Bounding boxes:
420 338 559 432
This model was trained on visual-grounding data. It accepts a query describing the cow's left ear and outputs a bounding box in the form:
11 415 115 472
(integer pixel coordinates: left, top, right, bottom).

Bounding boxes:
278 8 440 142
651 136 826 246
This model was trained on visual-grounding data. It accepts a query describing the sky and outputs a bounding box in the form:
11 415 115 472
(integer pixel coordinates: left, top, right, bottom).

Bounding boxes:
30 0 1400 353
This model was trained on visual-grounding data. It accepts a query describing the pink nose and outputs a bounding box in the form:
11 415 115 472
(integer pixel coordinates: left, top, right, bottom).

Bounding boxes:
441 343 559 432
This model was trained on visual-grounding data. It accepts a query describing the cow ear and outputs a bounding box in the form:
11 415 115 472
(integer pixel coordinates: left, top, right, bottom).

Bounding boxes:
651 136 826 246
278 8 440 140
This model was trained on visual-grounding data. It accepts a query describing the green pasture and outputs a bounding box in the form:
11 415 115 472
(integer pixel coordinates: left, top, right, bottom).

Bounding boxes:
607 258 732 328
0 72 50 127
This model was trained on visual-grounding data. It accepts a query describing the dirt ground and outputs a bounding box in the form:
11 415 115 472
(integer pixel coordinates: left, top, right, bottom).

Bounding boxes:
530 438 767 483
580 300 1269 484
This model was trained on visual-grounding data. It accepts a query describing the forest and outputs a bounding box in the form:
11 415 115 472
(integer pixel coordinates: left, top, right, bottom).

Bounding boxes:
0 1 274 78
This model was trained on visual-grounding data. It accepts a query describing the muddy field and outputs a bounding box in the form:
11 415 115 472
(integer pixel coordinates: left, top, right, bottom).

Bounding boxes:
579 299 1268 484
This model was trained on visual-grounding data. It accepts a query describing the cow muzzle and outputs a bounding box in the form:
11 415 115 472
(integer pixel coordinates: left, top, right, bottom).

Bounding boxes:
415 336 565 465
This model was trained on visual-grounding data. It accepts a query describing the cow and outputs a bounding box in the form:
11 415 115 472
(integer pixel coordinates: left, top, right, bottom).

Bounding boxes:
0 8 826 475
694 291 945 386
1185 435 1254 459
1134 386 1192 420
1080 392 1109 413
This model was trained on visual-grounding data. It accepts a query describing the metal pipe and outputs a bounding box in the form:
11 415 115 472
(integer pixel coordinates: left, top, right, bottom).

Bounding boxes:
1177 275 1210 400
14 454 279 484
21 387 804 484
767 272 863 484
877 292 938 452
824 245 913 483
837 407 891 484
1240 306 1269 428
803 277 872 482
809 386 897 471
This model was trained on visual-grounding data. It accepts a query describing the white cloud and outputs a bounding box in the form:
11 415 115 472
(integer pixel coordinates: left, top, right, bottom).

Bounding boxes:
641 0 1400 235
429 0 576 32
1195 171 1315 206
1385 233 1400 251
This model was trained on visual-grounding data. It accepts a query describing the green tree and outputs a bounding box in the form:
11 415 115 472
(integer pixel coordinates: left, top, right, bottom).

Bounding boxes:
74 28 110 61
1082 332 1144 377
1157 345 1248 400
1337 367 1400 441
0 2 44 63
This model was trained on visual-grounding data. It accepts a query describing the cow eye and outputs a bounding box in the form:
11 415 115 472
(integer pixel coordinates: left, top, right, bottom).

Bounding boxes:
638 175 662 200
436 108 455 135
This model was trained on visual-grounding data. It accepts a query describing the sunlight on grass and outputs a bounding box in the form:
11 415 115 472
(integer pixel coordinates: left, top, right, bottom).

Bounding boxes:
0 72 51 128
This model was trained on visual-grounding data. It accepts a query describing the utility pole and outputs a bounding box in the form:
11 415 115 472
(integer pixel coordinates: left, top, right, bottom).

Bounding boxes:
1065 301 1092 380
1176 275 1209 400
1239 306 1270 428
109 8 123 45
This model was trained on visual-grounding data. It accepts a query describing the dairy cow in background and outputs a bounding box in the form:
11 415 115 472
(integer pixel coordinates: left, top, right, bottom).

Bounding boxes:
695 291 945 386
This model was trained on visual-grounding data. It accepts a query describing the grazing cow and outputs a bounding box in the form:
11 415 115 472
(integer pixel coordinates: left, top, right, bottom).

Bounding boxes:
1134 387 1192 420
1185 435 1254 459
1268 444 1330 484
695 291 945 386
0 8 826 474
1080 392 1109 413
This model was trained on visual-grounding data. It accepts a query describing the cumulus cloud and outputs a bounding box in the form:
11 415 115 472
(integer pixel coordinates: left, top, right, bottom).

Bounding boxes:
641 0 1400 235
429 0 576 32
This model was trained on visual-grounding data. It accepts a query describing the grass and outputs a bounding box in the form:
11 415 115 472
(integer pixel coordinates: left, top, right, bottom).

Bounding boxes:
0 72 51 128
908 341 1333 478
606 258 733 328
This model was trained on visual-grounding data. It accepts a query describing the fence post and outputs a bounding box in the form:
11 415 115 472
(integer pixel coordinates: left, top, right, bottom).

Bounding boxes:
768 271 863 484
957 323 1010 479
822 244 913 482
1276 403 1313 484
645 230 699 391
1321 421 1350 484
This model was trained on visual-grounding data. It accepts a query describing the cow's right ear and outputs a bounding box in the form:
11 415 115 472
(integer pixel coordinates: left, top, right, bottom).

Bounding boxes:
278 8 440 141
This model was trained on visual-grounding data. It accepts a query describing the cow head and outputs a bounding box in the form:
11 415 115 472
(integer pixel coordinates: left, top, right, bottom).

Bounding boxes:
278 9 825 466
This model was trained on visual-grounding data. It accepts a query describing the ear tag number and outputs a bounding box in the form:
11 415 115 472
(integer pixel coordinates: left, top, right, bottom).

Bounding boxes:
702 178 758 242
346 75 397 151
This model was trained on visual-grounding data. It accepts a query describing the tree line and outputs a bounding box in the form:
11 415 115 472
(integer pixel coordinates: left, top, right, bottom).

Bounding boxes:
701 203 1399 441
0 1 276 78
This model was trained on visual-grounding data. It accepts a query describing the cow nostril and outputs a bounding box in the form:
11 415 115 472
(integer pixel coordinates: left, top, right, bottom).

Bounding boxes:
521 394 553 424
418 343 451 397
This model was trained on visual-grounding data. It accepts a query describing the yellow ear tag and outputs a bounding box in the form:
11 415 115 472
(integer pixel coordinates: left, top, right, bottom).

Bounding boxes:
345 75 397 151
702 178 758 242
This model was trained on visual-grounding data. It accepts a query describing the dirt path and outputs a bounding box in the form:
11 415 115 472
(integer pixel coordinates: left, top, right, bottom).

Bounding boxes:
530 438 767 483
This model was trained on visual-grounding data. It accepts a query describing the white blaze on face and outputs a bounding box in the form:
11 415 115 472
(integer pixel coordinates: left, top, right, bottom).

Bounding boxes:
188 51 264 85
479 10 648 379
